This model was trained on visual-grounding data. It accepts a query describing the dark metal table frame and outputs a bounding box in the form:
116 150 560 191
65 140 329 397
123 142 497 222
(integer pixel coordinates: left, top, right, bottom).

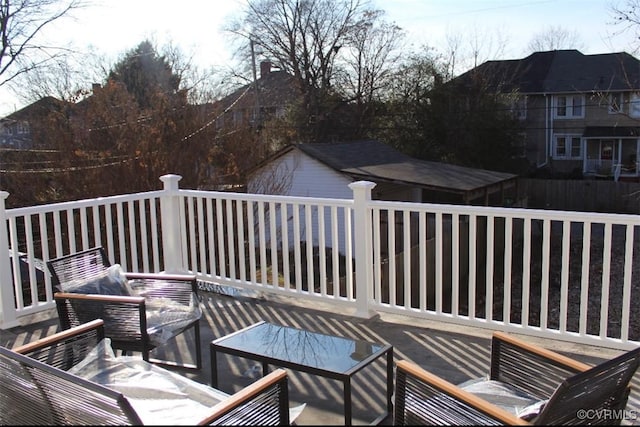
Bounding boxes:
210 320 394 425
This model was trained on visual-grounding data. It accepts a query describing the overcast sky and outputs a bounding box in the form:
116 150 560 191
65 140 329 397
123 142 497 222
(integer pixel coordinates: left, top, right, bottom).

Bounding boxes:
0 0 633 115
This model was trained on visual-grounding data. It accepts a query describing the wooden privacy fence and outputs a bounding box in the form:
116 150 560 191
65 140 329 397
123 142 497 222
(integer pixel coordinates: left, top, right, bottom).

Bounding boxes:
520 178 640 213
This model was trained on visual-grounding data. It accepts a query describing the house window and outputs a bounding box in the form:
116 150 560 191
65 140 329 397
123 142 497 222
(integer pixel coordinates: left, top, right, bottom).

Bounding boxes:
511 96 527 120
511 134 527 158
554 95 584 118
233 109 244 126
554 135 582 159
630 93 640 118
609 93 624 114
17 122 29 134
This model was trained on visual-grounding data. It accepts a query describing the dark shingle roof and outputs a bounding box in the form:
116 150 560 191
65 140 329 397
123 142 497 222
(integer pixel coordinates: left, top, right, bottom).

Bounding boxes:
217 71 299 111
297 140 516 193
453 50 640 94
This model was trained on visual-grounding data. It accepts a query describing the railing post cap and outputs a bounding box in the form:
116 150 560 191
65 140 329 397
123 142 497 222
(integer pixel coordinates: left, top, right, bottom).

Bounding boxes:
0 191 8 200
160 174 182 190
348 181 377 190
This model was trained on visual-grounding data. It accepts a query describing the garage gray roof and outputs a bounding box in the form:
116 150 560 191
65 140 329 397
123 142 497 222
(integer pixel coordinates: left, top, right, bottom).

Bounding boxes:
297 140 516 193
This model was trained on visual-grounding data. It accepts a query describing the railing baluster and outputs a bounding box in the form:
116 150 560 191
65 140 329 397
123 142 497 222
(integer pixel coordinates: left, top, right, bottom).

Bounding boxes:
521 218 531 327
344 206 353 300
388 209 396 306
127 201 138 272
621 224 634 342
559 220 571 332
600 223 613 339
503 217 513 324
292 203 302 291
540 218 551 331
331 206 339 296
485 215 494 321
435 212 443 315
318 206 327 297
281 203 290 290
237 199 246 283
257 201 267 285
216 198 226 278
247 201 257 284
139 200 149 272
579 222 591 336
79 207 88 249
115 202 126 269
373 208 382 305
403 210 411 310
305 203 314 293
468 215 477 319
269 201 278 287
418 211 427 312
226 199 236 281
196 197 206 276
206 198 216 278
452 213 459 316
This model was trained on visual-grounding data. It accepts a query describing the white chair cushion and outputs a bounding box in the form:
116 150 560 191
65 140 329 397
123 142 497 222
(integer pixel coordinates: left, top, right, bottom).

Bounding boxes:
459 377 547 421
68 338 228 425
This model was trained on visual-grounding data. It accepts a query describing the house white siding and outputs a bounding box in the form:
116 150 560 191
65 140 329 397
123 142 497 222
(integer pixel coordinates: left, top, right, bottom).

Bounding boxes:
247 148 355 255
248 149 353 198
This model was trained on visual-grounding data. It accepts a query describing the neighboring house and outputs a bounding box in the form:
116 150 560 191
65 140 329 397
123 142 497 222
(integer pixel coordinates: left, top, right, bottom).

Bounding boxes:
247 140 518 255
214 61 298 132
451 49 640 180
0 97 67 149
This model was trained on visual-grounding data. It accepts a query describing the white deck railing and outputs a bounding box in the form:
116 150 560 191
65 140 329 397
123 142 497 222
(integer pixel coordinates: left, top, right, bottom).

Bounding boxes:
1 174 639 351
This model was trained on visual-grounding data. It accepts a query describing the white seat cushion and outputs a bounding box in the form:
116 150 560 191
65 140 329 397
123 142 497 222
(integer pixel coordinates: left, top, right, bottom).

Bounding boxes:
459 377 547 421
144 293 202 346
68 338 227 425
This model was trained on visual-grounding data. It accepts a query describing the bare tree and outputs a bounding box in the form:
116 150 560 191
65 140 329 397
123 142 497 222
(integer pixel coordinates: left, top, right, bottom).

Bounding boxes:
0 0 87 88
611 0 640 52
441 24 510 77
225 0 370 141
526 25 585 53
10 50 106 104
336 9 405 136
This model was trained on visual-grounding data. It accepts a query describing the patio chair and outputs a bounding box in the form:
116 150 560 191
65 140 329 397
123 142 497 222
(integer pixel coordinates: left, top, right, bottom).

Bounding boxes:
47 246 202 370
394 331 640 425
2 319 292 425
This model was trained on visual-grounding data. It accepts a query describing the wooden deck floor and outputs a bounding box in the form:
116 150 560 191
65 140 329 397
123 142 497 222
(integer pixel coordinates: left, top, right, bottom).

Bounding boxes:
3 287 640 425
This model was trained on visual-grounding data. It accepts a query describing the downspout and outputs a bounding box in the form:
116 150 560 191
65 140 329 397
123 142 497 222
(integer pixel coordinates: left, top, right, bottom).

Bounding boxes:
541 93 550 168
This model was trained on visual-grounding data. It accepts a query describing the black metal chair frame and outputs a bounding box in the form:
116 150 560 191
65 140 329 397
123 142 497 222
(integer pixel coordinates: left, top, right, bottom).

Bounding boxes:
394 331 640 425
47 246 202 370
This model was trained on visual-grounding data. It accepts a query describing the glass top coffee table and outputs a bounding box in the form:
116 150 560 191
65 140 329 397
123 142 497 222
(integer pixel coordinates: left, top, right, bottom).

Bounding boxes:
210 320 393 425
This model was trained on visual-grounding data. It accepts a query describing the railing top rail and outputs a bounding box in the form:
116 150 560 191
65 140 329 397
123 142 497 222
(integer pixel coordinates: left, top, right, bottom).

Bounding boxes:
177 189 354 208
370 199 640 224
6 190 165 217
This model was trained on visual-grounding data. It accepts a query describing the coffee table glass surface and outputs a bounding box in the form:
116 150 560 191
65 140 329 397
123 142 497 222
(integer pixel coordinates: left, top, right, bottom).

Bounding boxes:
210 320 393 425
213 321 386 372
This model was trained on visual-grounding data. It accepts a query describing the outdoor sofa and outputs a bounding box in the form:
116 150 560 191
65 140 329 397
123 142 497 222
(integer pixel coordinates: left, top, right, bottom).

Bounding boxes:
0 319 292 425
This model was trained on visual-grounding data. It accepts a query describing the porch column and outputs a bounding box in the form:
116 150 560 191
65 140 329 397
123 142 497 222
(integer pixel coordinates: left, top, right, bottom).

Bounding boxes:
0 191 17 328
349 181 377 318
159 174 186 274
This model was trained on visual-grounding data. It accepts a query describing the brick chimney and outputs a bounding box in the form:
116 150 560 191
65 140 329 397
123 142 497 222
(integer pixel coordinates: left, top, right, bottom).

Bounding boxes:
260 61 272 78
